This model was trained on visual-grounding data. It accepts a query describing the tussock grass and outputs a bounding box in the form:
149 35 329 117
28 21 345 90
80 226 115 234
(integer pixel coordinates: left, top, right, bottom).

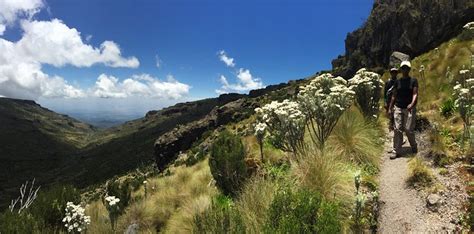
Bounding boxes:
235 176 279 233
165 195 212 233
87 159 217 233
86 201 114 234
407 157 435 187
292 148 353 204
327 108 383 166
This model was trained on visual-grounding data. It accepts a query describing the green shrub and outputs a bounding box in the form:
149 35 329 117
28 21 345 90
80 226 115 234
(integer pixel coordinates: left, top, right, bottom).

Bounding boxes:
29 184 81 229
440 97 455 118
265 188 341 233
193 194 245 233
0 210 41 233
209 130 248 197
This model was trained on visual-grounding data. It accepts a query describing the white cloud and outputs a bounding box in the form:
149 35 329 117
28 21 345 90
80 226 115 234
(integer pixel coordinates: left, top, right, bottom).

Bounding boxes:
218 50 235 67
155 55 162 68
91 73 190 99
0 15 140 99
0 24 5 35
18 19 139 68
0 0 43 34
0 37 84 99
216 68 264 94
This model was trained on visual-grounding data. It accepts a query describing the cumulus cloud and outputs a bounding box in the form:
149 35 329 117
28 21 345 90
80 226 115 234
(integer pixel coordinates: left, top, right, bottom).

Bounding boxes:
216 68 264 94
0 0 43 35
218 50 235 67
91 73 190 99
18 19 139 68
0 11 141 99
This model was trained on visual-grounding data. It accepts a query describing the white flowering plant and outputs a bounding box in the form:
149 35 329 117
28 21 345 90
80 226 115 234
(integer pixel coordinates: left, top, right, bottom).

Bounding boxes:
254 122 267 161
453 73 474 139
348 68 383 119
255 99 306 155
298 73 355 148
104 195 121 230
62 202 90 233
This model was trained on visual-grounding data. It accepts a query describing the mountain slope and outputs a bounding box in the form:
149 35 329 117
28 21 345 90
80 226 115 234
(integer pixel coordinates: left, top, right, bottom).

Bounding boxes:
0 98 96 209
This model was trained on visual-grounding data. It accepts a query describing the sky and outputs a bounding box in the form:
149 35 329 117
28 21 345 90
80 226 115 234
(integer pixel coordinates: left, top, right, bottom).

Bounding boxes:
0 0 373 122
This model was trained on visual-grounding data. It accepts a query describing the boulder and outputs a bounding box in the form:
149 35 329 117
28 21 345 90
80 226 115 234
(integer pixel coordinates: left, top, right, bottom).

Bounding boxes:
389 52 410 67
125 223 139 234
426 193 441 211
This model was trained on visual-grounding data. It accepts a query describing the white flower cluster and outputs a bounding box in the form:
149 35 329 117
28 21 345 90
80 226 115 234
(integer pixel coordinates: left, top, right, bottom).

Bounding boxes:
460 69 470 75
62 202 90 233
254 122 267 136
298 73 355 147
453 75 474 134
464 22 474 30
348 68 383 118
255 99 306 154
105 195 120 206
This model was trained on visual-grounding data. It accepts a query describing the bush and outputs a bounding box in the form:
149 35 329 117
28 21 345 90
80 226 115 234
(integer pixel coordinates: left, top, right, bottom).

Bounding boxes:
209 130 248 197
349 68 383 119
192 194 245 233
265 188 341 233
29 184 81 229
440 97 455 118
0 210 40 233
407 157 435 187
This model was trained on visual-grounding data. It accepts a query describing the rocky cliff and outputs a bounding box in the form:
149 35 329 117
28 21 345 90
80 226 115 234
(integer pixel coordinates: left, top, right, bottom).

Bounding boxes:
332 0 474 77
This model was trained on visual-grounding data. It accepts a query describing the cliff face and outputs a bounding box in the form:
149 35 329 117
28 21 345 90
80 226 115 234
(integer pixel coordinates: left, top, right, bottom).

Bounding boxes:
332 0 474 77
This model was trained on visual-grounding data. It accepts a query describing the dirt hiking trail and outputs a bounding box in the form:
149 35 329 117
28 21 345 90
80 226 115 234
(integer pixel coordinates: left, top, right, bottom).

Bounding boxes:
377 129 468 233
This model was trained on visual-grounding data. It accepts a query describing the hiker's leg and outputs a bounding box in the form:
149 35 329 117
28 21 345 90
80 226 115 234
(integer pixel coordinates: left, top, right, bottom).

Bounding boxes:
406 107 417 150
393 107 403 153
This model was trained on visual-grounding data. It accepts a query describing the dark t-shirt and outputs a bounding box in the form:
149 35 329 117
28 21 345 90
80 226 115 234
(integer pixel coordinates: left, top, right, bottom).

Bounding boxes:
394 77 418 108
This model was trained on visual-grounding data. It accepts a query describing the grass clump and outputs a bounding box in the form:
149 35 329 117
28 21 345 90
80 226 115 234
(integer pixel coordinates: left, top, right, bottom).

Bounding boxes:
209 130 248 197
192 194 245 233
29 184 81 230
407 157 435 187
265 187 341 233
235 176 279 233
293 149 352 202
327 108 383 166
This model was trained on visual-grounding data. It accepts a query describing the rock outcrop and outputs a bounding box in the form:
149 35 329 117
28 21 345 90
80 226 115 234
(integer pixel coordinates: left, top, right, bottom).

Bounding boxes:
332 0 474 77
154 99 256 171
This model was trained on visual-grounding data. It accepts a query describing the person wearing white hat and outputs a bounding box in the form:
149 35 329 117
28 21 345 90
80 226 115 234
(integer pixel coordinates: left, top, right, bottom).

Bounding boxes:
387 60 418 159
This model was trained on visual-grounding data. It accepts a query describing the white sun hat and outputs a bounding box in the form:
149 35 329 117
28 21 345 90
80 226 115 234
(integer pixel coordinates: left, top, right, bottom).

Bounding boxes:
400 60 411 68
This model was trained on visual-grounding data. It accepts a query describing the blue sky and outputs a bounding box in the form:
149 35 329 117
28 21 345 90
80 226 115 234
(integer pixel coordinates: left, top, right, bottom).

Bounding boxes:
0 0 373 120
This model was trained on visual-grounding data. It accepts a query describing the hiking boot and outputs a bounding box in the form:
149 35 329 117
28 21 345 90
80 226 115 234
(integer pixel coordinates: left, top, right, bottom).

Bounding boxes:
388 150 399 159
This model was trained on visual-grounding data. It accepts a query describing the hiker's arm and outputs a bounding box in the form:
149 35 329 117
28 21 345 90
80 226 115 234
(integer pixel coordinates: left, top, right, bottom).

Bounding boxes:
383 82 389 109
387 89 396 114
407 87 418 111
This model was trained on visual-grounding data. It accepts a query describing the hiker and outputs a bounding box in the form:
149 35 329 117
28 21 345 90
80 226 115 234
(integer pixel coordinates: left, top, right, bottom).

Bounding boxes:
387 61 418 159
384 67 398 131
